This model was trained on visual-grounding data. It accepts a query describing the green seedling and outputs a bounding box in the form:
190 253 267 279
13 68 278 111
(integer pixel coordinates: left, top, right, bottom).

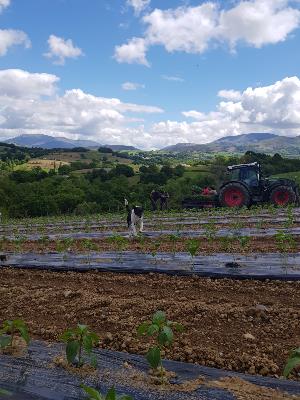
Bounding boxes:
168 234 180 257
81 385 133 400
38 235 50 247
185 239 200 269
60 324 99 367
0 389 12 397
204 221 217 243
0 319 30 349
236 235 250 252
219 236 234 252
150 240 161 263
81 239 97 264
283 347 300 378
108 234 128 262
284 207 294 229
137 310 184 383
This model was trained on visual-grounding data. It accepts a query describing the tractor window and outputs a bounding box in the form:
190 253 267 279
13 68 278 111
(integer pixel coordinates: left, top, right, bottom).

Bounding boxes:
229 169 240 180
239 168 259 186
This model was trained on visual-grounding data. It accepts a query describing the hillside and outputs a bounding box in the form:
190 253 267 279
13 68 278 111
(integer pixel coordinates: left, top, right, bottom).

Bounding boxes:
162 133 300 156
5 134 140 151
5 134 101 149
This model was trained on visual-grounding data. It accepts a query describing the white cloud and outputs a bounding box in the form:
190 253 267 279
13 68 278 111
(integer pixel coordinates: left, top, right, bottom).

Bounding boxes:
114 37 149 66
122 81 145 90
219 0 300 49
44 35 83 65
127 0 150 15
115 0 300 65
218 89 242 101
0 0 10 13
0 69 163 147
0 69 59 98
162 75 184 82
0 29 31 56
1 69 300 150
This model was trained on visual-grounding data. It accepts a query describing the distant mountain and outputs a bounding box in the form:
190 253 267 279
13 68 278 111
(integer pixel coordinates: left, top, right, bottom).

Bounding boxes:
162 133 300 156
5 134 100 149
5 134 139 151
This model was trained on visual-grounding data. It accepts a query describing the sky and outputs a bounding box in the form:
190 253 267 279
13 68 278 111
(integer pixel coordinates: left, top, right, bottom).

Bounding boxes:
1 0 300 149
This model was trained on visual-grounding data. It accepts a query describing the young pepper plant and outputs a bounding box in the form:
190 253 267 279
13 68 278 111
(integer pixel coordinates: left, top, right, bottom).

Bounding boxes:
185 239 200 269
81 385 133 400
0 319 30 349
137 311 184 382
283 347 300 378
60 324 99 367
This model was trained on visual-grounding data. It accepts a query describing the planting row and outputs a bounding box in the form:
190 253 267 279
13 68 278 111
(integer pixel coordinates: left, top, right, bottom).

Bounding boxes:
0 206 299 231
0 214 298 236
2 226 300 242
0 316 300 400
2 251 300 280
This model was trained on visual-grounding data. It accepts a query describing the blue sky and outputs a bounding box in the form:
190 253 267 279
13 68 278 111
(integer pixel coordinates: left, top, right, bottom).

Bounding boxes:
1 0 300 149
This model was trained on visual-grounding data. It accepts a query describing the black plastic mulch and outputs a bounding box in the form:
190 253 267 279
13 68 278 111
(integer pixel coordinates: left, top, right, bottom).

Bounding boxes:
0 340 300 400
1 251 300 280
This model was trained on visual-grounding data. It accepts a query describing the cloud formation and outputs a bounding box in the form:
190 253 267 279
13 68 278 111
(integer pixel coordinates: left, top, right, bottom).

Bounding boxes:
114 37 149 66
0 69 163 147
122 81 145 90
127 0 150 15
1 69 300 149
44 35 83 65
0 29 31 56
0 0 10 13
115 0 300 65
161 75 184 82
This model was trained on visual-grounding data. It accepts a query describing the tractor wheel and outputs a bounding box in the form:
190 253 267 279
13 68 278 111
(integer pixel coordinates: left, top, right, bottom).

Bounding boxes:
219 183 250 208
270 185 296 207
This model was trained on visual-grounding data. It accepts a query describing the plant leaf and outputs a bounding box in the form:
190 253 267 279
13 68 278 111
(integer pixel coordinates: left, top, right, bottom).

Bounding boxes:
66 340 79 364
83 334 93 355
146 346 161 370
0 336 11 349
0 388 12 397
147 324 159 337
152 311 166 326
18 325 30 344
283 355 300 377
105 387 116 400
80 384 102 400
159 326 173 346
137 322 150 336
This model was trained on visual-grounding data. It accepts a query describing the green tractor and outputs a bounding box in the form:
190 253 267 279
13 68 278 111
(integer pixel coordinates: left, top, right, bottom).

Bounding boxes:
182 162 300 208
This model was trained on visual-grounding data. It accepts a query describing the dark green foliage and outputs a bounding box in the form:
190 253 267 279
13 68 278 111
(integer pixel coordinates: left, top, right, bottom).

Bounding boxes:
0 319 30 349
0 388 12 397
61 324 99 367
81 385 133 400
283 347 300 377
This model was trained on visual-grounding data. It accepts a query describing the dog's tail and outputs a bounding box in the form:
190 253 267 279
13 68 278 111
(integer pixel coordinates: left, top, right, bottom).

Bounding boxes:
124 198 130 212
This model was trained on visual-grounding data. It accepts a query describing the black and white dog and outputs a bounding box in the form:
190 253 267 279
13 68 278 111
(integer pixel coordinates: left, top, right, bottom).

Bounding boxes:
125 198 144 236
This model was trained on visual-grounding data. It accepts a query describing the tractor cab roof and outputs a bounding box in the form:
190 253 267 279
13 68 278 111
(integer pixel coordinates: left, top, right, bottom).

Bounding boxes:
227 162 260 171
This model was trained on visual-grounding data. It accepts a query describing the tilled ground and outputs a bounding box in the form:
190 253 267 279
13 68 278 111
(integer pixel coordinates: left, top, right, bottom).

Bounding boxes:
1 268 299 379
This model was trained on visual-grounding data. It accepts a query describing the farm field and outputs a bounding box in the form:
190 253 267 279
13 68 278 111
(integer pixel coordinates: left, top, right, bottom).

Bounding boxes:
0 205 300 399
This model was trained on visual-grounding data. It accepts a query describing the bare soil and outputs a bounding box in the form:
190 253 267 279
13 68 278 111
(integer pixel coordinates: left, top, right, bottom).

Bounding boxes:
1 268 299 379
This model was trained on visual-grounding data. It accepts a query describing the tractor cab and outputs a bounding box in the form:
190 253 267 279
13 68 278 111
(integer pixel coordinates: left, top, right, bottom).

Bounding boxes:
226 162 261 188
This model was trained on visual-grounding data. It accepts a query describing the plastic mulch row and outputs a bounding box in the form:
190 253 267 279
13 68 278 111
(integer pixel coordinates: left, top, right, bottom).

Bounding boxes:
2 251 300 280
0 340 300 400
